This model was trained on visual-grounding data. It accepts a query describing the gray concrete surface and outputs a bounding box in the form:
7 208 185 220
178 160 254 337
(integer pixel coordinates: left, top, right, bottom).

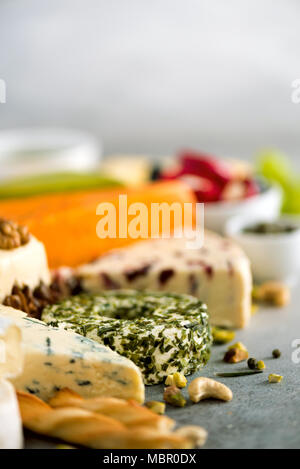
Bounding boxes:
160 293 300 449
26 286 300 449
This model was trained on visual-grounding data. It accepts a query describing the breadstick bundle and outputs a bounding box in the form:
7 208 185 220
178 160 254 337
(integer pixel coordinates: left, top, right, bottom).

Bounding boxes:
17 388 207 449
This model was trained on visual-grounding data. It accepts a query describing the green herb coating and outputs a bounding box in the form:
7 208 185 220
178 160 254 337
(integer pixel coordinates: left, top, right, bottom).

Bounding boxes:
42 290 212 385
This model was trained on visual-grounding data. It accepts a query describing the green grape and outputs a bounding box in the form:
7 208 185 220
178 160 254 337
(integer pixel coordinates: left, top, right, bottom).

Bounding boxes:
257 149 300 215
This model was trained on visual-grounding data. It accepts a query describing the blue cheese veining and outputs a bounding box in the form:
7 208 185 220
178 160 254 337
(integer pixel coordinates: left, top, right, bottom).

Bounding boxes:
0 305 144 403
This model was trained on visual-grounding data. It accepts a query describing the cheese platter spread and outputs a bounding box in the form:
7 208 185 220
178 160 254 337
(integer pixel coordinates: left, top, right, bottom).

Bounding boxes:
0 149 296 449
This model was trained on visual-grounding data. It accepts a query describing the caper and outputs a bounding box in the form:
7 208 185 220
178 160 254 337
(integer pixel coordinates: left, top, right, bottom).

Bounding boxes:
272 349 281 359
247 358 258 370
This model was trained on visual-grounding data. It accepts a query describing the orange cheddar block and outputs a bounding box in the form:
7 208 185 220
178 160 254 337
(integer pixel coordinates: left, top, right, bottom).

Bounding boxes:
0 181 196 268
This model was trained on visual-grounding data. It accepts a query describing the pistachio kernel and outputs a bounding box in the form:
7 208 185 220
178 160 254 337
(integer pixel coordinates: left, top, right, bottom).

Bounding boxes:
269 374 283 383
165 375 175 386
256 360 266 370
212 327 235 345
228 342 248 353
224 347 249 364
145 401 166 415
173 372 187 388
163 385 186 408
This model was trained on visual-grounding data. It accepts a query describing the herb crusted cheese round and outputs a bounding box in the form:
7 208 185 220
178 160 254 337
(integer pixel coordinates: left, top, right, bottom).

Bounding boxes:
42 290 212 384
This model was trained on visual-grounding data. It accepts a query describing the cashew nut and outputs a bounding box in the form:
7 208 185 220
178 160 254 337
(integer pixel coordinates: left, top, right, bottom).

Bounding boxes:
252 282 290 307
175 425 207 448
188 377 233 403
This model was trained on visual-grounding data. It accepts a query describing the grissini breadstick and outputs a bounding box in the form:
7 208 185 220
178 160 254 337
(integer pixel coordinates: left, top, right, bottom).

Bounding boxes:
17 391 124 442
49 388 174 432
17 391 192 449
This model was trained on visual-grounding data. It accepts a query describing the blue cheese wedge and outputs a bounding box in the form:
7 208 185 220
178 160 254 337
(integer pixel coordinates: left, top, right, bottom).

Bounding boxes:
0 305 144 403
0 235 50 301
77 231 252 328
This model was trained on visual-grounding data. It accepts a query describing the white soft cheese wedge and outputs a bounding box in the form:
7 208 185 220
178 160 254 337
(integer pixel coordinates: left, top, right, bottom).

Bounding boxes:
0 305 144 403
0 235 51 301
0 317 23 449
0 316 23 378
78 231 252 328
0 379 23 449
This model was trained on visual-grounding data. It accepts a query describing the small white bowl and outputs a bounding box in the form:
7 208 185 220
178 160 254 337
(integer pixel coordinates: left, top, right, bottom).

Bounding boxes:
203 183 282 234
0 128 102 180
225 216 300 285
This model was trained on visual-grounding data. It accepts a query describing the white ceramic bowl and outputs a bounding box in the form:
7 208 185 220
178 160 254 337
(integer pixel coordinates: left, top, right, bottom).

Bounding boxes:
0 128 102 180
225 216 300 284
202 183 282 234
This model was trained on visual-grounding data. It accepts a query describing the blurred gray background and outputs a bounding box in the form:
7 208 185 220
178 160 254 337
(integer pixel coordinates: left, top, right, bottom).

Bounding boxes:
1 0 300 160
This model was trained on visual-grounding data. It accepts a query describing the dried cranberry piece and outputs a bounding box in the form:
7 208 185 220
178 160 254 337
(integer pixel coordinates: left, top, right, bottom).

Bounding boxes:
188 260 214 278
189 273 199 295
101 272 120 289
125 264 151 282
205 265 214 278
158 269 175 285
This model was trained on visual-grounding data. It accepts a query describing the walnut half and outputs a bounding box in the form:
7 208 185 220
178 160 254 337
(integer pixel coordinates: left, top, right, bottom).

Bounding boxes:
0 218 30 249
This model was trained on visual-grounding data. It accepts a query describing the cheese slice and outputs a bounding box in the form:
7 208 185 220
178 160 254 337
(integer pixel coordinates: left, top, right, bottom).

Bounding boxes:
0 316 23 378
0 305 144 403
78 231 252 328
0 235 51 301
0 379 23 449
0 316 23 449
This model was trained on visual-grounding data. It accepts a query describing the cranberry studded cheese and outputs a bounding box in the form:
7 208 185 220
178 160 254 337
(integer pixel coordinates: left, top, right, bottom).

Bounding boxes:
78 232 252 328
